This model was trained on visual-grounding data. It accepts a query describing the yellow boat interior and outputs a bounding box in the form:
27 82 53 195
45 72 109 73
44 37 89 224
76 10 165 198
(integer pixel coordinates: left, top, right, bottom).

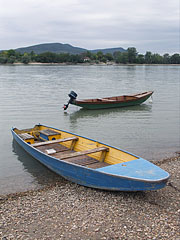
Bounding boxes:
14 125 138 169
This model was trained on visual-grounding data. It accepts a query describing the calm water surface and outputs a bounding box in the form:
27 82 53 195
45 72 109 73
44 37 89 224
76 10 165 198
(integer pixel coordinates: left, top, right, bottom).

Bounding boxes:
0 64 179 195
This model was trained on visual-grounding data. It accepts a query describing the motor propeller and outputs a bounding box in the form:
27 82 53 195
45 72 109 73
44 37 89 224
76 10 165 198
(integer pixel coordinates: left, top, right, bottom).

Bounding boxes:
63 103 69 110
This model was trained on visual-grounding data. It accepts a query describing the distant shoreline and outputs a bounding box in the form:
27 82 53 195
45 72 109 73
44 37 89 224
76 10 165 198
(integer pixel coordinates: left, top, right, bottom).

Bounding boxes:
1 62 180 66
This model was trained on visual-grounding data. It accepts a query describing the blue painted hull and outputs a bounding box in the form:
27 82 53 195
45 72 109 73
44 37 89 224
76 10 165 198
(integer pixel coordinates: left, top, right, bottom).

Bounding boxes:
11 127 170 191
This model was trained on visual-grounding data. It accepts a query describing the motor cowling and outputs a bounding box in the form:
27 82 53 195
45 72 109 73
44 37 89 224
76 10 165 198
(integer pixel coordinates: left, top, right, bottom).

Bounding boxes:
68 91 77 103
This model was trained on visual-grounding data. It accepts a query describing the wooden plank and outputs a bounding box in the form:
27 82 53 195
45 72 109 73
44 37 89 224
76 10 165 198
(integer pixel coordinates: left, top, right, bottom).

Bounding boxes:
58 147 109 160
32 136 78 147
19 133 34 140
51 151 109 167
100 149 108 162
39 129 61 136
86 161 110 169
61 156 99 166
36 143 69 153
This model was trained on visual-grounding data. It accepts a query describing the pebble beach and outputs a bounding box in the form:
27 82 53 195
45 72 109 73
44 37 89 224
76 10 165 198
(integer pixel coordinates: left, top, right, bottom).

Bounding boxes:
0 156 180 240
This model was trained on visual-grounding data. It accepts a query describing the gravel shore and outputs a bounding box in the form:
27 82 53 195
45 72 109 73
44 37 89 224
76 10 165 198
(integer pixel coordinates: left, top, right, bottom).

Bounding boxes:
0 156 180 240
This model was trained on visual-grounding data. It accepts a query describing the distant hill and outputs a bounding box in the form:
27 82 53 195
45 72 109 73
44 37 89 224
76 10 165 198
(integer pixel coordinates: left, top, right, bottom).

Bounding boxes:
91 47 126 54
15 43 87 54
12 43 126 54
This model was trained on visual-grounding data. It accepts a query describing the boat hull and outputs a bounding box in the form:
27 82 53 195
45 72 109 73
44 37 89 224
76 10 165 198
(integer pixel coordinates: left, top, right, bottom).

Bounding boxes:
72 92 153 110
12 125 169 191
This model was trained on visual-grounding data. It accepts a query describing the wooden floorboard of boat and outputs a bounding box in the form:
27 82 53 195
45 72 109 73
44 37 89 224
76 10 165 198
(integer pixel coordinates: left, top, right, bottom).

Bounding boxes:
35 142 110 169
36 143 70 154
52 152 110 168
53 152 98 166
86 161 110 169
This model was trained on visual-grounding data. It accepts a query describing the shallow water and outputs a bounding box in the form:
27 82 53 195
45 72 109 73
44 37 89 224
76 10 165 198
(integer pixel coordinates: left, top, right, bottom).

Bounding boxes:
0 64 179 195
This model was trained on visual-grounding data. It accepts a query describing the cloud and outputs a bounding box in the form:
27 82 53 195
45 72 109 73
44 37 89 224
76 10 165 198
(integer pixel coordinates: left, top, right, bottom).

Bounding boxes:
0 0 179 54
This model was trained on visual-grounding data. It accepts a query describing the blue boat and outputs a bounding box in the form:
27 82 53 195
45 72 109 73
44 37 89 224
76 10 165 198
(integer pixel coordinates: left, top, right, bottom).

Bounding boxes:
11 124 170 191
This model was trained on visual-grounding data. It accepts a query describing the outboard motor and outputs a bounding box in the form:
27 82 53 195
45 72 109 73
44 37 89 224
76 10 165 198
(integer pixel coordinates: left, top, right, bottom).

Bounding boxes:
68 91 77 103
63 91 78 110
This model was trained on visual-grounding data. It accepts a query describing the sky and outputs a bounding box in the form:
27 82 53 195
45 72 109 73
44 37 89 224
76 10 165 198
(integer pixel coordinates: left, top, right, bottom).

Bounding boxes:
0 0 179 54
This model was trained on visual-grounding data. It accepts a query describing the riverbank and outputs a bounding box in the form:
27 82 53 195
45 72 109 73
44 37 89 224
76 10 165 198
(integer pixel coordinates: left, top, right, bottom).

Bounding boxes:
0 156 179 240
1 62 180 66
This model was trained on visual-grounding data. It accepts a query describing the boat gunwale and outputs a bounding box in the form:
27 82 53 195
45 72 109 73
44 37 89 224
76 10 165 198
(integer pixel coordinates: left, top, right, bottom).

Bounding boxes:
11 124 170 183
75 91 153 105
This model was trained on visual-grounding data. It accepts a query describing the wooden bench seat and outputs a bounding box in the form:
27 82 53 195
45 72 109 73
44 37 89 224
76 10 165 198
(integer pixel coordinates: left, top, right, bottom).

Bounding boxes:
19 133 34 140
39 129 61 136
32 136 78 147
57 147 109 162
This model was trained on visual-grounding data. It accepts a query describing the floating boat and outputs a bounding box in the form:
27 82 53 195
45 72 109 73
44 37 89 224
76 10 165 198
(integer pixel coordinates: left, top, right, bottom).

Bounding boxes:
63 91 153 110
12 124 169 191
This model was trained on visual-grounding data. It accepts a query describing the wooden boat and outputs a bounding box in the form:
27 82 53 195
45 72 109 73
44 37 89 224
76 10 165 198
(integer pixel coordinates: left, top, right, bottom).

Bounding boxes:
63 91 153 110
11 124 169 191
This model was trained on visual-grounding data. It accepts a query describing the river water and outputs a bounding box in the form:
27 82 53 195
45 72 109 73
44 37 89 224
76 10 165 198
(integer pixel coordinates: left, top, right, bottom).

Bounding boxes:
0 64 179 195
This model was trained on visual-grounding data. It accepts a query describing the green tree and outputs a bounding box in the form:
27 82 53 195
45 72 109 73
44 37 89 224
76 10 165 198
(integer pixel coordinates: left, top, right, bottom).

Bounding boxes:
151 53 163 64
7 56 16 64
105 53 113 61
7 49 16 57
136 54 145 64
84 51 93 59
127 47 137 63
58 53 71 63
0 56 8 64
113 51 128 64
101 56 107 63
170 54 180 64
35 52 58 63
96 51 104 61
113 51 122 63
21 53 31 64
121 52 128 64
15 51 22 62
163 53 170 64
145 51 152 64
30 51 36 62
68 54 84 63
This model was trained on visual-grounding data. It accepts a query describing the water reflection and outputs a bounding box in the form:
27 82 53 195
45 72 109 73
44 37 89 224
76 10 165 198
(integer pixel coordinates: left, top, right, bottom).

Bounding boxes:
12 140 65 186
68 104 152 123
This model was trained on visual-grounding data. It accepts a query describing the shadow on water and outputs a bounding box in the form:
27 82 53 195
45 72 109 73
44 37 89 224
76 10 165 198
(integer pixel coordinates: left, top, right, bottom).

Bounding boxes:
12 140 66 186
67 104 152 122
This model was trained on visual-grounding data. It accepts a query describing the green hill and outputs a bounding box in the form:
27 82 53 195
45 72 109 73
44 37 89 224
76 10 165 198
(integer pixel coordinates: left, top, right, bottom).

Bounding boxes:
15 43 87 54
12 43 126 54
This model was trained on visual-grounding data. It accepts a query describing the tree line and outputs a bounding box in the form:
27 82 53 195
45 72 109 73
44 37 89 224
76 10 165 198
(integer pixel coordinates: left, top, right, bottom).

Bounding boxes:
0 47 179 64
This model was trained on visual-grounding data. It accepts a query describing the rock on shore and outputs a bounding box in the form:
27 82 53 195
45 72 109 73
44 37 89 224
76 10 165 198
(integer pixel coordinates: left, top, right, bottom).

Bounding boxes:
0 157 180 240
